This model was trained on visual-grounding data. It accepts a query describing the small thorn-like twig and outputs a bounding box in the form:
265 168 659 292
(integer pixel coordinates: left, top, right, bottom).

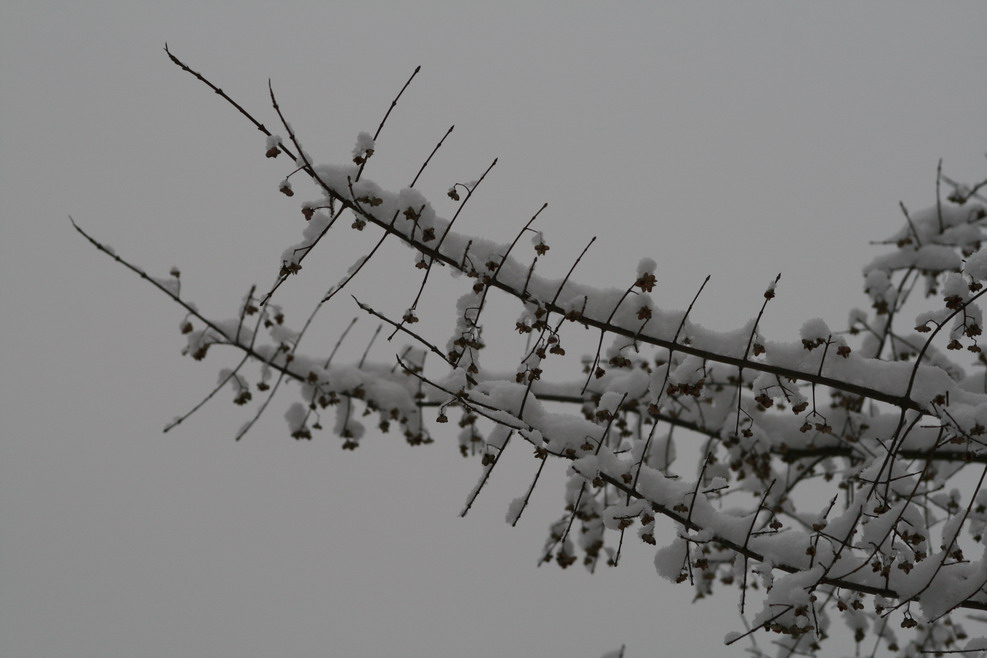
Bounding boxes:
164 44 298 161
352 296 452 366
358 324 382 369
510 454 548 527
374 65 420 143
410 125 454 188
550 236 597 308
323 317 358 369
936 158 945 233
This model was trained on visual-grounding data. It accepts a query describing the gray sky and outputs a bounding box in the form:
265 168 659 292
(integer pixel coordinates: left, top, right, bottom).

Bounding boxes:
2 2 985 657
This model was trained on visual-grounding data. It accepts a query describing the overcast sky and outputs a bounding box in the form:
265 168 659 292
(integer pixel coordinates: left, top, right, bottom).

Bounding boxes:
2 3 986 657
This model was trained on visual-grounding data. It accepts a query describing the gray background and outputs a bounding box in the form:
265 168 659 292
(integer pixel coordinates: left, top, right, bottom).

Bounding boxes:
2 2 985 657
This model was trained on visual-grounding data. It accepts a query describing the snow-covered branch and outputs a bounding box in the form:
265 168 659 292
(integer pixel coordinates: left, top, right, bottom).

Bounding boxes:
77 48 987 656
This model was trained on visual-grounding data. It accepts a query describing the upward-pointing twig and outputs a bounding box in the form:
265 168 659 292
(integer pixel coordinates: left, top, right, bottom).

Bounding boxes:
164 44 297 161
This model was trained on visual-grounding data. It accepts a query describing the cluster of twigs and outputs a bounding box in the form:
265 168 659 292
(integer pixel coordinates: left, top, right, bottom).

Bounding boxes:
75 47 987 656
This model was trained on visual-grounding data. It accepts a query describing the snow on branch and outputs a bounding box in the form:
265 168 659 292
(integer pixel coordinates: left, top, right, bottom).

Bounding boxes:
75 47 987 656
